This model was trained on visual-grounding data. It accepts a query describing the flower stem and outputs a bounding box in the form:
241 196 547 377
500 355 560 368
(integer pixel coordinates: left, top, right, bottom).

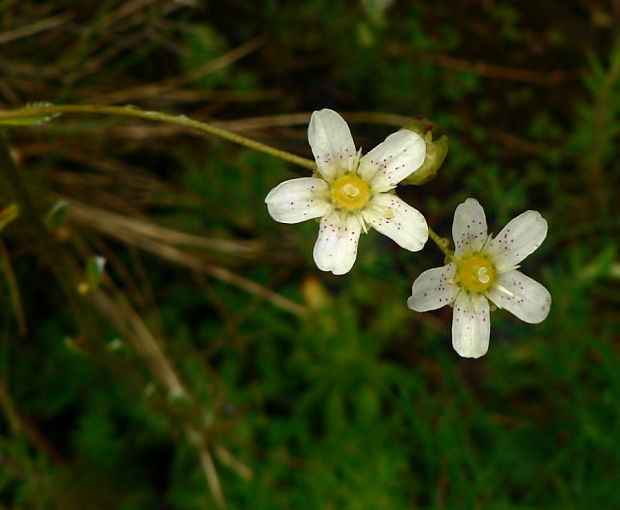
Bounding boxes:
428 226 452 259
0 104 317 171
2 104 456 263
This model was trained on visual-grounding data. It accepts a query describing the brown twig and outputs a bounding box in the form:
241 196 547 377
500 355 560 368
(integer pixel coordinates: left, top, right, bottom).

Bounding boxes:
66 199 306 316
488 129 541 155
412 51 580 85
92 289 229 509
0 13 72 46
0 240 27 335
85 37 264 105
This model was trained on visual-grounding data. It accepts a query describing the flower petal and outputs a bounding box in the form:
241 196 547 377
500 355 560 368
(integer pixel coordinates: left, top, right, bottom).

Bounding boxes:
452 292 490 358
486 270 551 324
407 263 458 312
265 177 330 224
308 109 357 181
363 193 428 251
487 210 548 271
357 130 426 192
313 211 361 275
452 198 488 256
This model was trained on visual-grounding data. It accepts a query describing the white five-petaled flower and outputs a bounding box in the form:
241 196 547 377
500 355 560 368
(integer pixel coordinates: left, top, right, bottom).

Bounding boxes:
407 198 551 358
265 108 429 275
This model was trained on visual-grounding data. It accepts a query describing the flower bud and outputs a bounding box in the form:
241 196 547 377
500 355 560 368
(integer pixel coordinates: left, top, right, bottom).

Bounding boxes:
401 119 449 185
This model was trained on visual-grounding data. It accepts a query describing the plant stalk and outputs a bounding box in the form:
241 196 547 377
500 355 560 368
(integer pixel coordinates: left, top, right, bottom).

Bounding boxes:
0 104 317 170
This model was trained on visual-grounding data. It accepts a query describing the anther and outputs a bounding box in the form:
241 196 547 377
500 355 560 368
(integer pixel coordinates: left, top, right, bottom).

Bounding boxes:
342 183 360 198
478 267 490 284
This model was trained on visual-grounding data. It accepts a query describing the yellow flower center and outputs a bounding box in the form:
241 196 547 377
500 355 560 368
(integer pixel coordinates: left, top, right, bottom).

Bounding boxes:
456 253 496 293
330 175 370 210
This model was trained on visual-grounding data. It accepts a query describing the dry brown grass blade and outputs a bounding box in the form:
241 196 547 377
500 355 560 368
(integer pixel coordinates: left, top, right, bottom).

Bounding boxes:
211 112 415 132
97 0 162 29
65 199 261 256
420 52 579 85
66 199 306 316
214 444 253 481
187 427 227 509
89 89 280 105
61 1 188 82
489 129 542 155
92 289 228 508
0 12 72 45
86 37 264 104
0 240 27 336
0 377 64 461
0 377 21 434
93 290 187 399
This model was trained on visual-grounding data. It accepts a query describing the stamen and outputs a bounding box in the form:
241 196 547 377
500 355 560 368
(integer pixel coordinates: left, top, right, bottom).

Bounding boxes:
342 183 360 198
456 253 496 293
330 175 371 210
478 266 490 284
356 211 368 234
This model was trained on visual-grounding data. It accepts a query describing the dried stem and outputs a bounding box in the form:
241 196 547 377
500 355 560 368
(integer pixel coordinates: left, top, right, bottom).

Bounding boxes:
0 132 100 337
0 240 28 335
0 377 21 434
0 133 232 507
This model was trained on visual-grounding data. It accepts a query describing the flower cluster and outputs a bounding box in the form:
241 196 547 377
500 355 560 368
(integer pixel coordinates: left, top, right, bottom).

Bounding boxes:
265 109 551 357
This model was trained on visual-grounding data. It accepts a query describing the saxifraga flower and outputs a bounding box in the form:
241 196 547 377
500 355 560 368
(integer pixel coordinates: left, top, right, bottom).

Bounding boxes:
407 198 551 358
266 109 429 275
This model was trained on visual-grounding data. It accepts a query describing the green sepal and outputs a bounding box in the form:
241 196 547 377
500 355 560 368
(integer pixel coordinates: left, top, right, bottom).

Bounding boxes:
401 118 449 185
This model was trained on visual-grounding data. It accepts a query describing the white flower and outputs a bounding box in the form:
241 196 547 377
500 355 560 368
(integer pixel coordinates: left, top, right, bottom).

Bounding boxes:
407 198 551 358
265 109 428 275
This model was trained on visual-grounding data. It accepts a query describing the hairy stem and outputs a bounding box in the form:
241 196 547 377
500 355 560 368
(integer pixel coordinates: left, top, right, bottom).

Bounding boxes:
0 104 317 170
428 226 452 259
1 104 456 259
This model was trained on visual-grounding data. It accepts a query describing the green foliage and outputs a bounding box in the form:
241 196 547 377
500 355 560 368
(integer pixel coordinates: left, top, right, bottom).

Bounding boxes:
0 1 619 509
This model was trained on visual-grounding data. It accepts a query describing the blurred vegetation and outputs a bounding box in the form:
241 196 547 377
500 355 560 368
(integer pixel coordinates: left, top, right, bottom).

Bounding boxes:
0 1 619 508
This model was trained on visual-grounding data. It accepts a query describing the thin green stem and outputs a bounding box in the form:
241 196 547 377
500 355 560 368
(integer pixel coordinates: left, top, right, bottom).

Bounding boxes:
1 104 456 261
428 226 453 259
0 104 317 171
